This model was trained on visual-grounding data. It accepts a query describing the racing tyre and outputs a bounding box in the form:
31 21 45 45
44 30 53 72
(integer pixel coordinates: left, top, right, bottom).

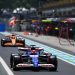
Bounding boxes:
10 54 13 68
12 56 20 71
49 55 58 71
1 40 4 47
23 40 25 47
10 54 17 68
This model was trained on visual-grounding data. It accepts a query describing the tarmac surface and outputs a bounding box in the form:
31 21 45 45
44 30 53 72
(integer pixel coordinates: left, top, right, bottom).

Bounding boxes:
14 32 75 54
0 62 8 75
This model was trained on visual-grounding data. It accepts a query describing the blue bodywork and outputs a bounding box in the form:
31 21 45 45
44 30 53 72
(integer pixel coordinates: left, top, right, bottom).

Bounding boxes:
30 55 39 67
23 49 40 67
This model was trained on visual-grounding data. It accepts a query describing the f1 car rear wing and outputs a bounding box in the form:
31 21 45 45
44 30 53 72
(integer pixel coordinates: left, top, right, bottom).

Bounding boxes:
18 47 44 52
18 47 30 51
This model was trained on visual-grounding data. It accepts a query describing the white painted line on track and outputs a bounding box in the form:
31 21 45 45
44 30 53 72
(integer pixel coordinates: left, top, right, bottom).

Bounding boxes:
0 57 14 75
0 32 11 36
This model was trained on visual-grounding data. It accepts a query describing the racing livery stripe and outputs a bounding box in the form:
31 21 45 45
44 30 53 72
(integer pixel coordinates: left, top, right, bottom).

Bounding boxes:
0 32 75 66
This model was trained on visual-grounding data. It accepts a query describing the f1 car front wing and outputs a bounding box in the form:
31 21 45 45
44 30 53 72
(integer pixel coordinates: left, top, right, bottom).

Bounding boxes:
16 63 54 68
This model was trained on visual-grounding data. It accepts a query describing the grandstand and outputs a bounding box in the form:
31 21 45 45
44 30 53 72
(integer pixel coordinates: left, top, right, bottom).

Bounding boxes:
40 0 75 17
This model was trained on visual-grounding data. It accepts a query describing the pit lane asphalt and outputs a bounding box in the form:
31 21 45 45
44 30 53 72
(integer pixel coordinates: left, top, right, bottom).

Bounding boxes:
0 34 75 75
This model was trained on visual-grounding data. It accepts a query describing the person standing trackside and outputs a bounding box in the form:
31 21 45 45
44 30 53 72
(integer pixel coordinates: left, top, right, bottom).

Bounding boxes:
35 26 40 37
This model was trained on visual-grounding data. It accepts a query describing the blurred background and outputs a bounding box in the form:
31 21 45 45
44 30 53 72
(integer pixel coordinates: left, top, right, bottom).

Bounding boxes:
0 0 75 40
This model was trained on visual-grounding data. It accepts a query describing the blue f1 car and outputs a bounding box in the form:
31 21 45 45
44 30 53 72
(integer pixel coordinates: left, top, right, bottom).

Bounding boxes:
10 45 58 71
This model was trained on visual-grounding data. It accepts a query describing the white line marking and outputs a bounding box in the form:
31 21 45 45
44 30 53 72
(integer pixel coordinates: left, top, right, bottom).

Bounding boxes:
0 57 14 75
57 56 75 66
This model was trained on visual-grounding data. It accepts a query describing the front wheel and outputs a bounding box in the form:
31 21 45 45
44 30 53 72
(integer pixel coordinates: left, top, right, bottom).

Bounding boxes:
10 54 13 68
49 55 58 71
10 54 18 68
12 57 18 70
10 54 20 71
1 40 4 46
12 56 20 71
